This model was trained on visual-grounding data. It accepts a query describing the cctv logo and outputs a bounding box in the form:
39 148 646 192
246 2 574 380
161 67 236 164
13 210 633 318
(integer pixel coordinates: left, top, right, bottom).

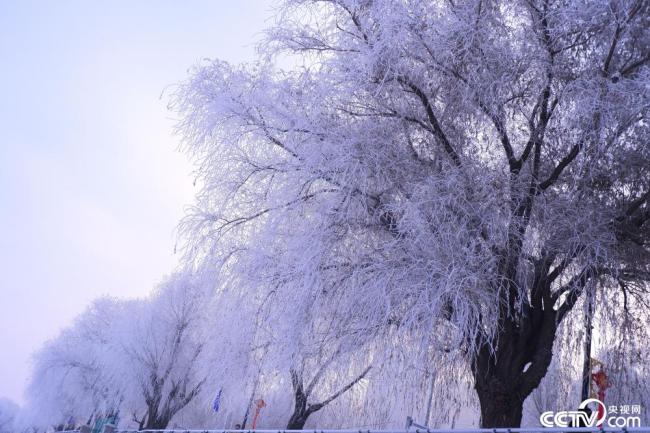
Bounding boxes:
540 399 641 428
540 398 606 427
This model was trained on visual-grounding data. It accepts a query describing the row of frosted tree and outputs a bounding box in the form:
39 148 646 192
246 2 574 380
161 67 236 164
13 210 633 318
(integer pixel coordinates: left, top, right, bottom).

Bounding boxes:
15 268 650 431
16 0 650 430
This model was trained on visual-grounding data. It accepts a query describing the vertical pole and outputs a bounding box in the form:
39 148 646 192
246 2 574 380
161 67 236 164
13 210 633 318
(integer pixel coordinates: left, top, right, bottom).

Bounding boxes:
424 371 435 426
241 391 254 429
580 289 594 402
242 373 260 428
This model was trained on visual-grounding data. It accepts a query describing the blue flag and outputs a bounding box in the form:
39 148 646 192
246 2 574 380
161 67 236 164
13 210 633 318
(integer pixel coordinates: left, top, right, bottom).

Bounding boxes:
212 388 223 413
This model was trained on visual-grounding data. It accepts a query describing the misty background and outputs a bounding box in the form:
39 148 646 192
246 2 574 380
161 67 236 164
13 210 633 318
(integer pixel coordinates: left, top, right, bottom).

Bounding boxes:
0 0 273 404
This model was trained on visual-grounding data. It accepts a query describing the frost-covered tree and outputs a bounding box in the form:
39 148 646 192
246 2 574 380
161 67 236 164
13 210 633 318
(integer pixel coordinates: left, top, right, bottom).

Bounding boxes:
200 262 374 430
283 317 372 429
0 399 19 433
173 0 649 426
25 271 209 431
120 272 209 430
26 298 124 428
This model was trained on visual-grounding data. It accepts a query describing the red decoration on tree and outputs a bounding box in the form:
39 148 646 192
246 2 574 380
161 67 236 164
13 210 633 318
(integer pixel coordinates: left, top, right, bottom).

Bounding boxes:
590 360 610 426
251 398 266 429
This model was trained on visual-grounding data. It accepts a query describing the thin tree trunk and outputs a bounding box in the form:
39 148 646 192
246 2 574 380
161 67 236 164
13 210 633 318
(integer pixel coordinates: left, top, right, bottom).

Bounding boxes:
286 411 309 430
286 366 371 429
286 371 309 429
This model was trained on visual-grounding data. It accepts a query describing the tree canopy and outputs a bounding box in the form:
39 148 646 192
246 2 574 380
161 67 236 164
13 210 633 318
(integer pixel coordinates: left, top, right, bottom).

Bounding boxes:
18 0 650 430
172 0 649 427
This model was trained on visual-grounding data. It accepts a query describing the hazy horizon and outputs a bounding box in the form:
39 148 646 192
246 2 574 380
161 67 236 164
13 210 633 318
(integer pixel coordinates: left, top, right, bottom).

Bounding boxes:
0 0 274 405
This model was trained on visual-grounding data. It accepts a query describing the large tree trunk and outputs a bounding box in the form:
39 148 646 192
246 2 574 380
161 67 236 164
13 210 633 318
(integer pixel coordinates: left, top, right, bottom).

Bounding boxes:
471 284 560 428
474 372 525 427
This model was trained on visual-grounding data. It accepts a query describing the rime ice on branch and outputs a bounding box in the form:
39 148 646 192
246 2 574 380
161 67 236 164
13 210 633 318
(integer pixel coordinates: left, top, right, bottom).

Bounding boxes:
172 0 650 428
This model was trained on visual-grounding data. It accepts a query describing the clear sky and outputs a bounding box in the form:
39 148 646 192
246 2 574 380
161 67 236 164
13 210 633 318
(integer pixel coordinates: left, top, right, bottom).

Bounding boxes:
0 0 274 405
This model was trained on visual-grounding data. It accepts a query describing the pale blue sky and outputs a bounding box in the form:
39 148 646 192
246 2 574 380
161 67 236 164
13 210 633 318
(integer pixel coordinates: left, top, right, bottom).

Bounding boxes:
0 1 274 404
